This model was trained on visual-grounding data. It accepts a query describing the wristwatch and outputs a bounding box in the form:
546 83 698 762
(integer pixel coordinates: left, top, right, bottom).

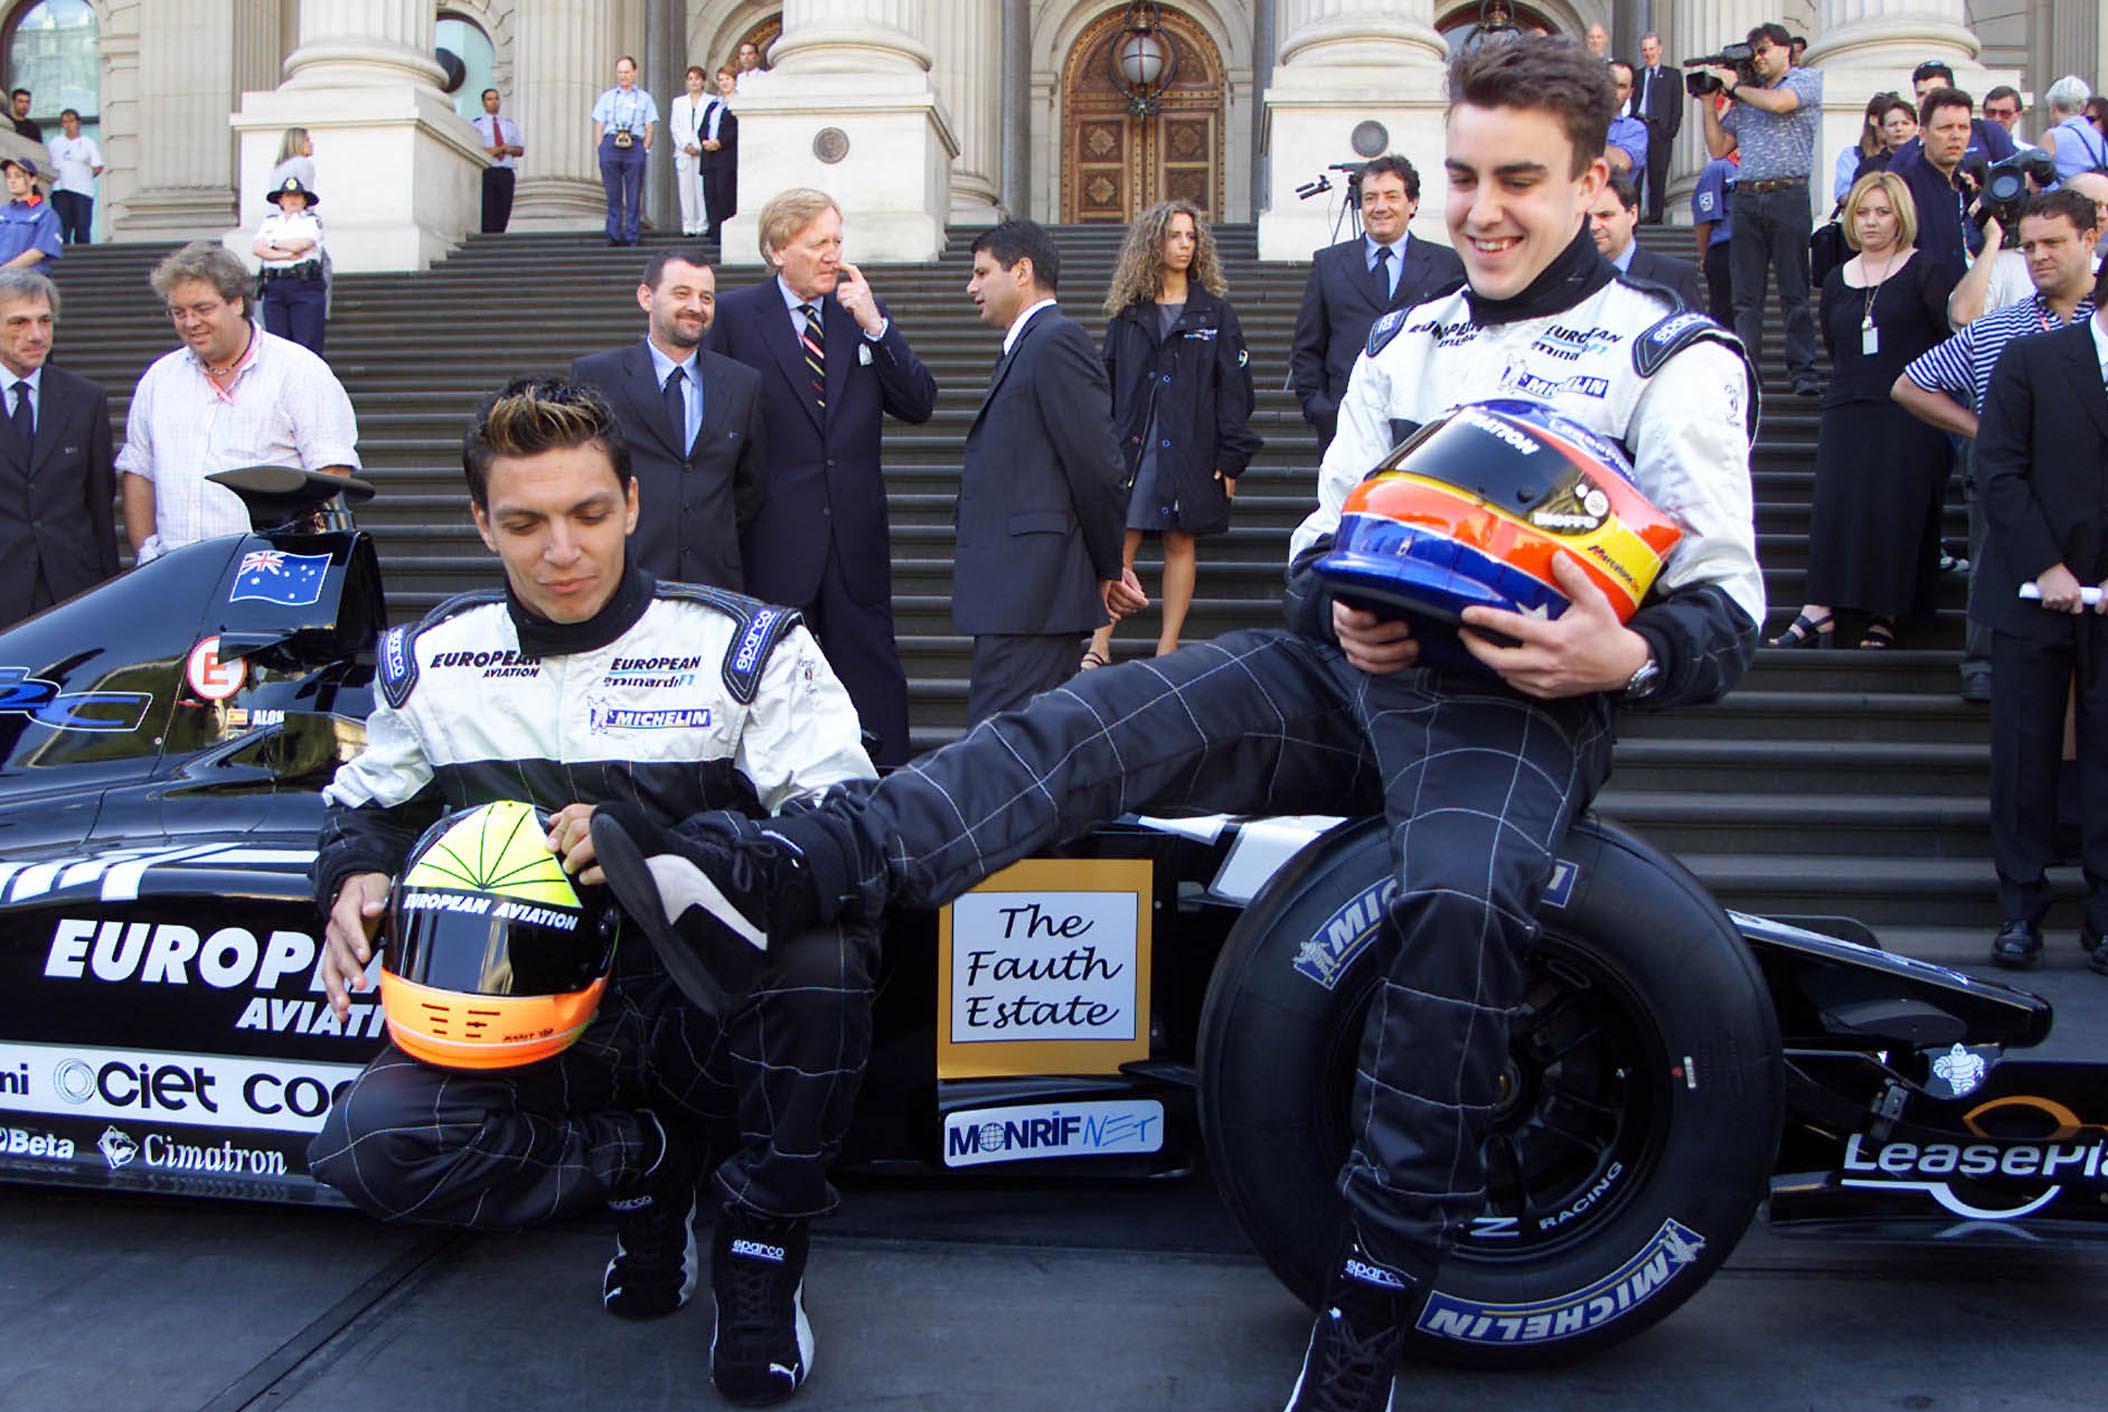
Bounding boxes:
1622 651 1662 702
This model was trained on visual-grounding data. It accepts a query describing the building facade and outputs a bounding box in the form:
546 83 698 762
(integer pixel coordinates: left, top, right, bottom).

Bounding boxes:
10 0 2105 267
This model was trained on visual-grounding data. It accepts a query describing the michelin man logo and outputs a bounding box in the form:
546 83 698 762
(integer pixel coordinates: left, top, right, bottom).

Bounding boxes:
1931 1043 1987 1098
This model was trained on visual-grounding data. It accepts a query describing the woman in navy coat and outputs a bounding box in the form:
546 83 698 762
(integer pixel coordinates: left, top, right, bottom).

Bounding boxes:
1083 200 1261 666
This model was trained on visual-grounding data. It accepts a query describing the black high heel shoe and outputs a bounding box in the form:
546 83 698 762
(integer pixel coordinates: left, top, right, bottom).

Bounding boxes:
1858 616 1897 649
1767 611 1835 648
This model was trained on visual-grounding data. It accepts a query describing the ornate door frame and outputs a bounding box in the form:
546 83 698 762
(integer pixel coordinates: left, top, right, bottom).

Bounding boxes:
1060 5 1225 223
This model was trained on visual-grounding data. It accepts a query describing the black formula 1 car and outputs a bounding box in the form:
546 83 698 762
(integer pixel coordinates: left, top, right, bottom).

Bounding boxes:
0 472 2094 1367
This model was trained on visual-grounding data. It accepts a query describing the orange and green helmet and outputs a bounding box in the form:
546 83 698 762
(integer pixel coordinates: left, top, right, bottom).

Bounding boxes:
381 800 619 1070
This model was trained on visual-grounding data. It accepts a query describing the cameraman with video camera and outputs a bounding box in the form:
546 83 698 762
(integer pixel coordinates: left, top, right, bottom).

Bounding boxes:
1697 22 1822 394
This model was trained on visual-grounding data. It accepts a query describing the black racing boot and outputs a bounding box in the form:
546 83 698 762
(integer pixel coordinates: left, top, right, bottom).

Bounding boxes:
602 1110 702 1320
591 803 821 1016
1283 1231 1423 1412
710 1208 814 1405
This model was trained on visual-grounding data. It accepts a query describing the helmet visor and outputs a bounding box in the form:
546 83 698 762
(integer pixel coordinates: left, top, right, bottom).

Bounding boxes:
1368 401 1634 521
390 889 614 997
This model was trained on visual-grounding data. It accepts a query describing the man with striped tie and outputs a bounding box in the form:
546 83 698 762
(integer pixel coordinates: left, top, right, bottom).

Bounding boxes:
705 188 938 766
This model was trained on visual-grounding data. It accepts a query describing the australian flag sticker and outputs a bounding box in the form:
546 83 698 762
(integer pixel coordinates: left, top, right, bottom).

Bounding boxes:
229 549 332 607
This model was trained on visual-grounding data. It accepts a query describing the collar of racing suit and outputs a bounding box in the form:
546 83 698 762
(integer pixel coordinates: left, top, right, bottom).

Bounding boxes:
1461 224 1617 327
505 561 654 658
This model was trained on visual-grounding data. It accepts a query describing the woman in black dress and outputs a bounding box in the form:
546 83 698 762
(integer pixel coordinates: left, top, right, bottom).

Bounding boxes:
1082 200 1261 666
1771 171 1957 648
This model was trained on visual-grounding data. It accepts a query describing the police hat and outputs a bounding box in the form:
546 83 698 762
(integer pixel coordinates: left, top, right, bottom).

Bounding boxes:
267 175 317 207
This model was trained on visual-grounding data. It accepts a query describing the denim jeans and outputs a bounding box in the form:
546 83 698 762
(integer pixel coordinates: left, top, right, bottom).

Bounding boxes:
1728 180 1817 382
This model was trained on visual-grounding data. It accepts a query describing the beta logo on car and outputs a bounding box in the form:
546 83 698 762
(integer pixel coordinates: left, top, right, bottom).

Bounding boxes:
0 1040 364 1134
941 1099 1163 1168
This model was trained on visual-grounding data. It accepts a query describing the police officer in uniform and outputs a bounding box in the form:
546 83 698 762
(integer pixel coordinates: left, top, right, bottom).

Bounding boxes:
253 176 327 356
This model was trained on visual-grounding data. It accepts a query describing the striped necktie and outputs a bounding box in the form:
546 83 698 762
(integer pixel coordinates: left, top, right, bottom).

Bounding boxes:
799 303 827 412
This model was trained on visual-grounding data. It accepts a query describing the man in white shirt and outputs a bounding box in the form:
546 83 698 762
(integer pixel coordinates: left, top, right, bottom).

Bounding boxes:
43 107 98 245
668 66 710 238
119 242 359 560
475 88 523 234
591 56 658 247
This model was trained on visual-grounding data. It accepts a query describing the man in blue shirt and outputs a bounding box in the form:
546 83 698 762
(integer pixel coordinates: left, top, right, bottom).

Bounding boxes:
1692 155 1736 324
1607 62 1649 178
591 55 659 247
0 157 61 270
1892 88 1989 281
1699 22 1821 394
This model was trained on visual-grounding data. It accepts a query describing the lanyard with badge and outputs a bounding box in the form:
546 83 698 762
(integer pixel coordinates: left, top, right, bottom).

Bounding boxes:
1860 248 1900 355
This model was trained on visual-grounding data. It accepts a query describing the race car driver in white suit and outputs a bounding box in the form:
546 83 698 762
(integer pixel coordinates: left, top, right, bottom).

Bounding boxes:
584 38 1764 1412
306 380 873 1407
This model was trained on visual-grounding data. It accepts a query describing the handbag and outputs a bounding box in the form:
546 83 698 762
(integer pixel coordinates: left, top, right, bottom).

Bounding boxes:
1809 200 1848 290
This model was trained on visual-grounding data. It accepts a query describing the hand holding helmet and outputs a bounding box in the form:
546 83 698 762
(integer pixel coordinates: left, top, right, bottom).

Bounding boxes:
378 800 621 1070
1313 400 1681 691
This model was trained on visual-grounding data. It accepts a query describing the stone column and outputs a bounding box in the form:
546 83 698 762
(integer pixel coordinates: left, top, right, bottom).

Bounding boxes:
1256 0 1450 260
721 0 958 265
1798 0 2010 223
229 0 486 270
507 0 617 231
926 3 1001 221
120 0 248 236
1000 0 1030 217
645 0 679 235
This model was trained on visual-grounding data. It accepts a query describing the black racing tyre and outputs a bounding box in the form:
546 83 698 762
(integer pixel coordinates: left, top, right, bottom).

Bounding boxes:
1197 815 1783 1369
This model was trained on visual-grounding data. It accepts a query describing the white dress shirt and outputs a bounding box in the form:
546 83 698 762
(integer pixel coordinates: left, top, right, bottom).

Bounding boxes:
116 326 360 553
1003 298 1058 355
478 113 521 169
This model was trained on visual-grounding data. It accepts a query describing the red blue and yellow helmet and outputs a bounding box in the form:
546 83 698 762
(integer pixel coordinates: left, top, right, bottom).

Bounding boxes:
1314 400 1683 634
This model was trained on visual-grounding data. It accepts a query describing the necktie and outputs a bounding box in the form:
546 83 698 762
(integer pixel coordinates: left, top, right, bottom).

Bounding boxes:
9 380 29 448
663 366 688 455
1641 68 1653 115
1372 244 1394 302
799 304 827 412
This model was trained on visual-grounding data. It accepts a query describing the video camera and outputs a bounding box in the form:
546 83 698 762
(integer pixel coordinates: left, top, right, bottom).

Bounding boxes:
1682 42 1755 98
1967 148 2060 229
1297 161 1369 204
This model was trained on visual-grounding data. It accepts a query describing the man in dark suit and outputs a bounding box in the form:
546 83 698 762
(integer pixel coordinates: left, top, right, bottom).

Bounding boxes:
956 221 1139 724
704 188 937 765
1591 172 1704 308
570 249 768 593
701 68 739 242
1289 153 1465 451
1632 33 1683 224
0 268 116 628
1974 300 2108 972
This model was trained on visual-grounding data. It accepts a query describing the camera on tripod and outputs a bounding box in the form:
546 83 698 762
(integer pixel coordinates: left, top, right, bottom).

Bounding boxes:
1967 149 2059 229
1682 42 1756 98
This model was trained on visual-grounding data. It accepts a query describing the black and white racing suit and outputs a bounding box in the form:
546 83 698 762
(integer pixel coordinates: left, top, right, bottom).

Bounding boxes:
770 232 1766 1285
307 565 877 1230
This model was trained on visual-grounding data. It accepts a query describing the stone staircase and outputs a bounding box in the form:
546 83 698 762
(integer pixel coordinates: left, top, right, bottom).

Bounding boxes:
40 223 2051 956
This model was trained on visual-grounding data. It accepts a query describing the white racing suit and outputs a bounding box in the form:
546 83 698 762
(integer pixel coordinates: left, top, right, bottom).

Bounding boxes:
307 569 879 1228
758 243 1765 1285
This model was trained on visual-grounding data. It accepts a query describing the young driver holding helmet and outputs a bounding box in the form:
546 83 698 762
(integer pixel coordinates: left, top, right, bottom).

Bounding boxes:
307 379 874 1406
584 37 1764 1412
